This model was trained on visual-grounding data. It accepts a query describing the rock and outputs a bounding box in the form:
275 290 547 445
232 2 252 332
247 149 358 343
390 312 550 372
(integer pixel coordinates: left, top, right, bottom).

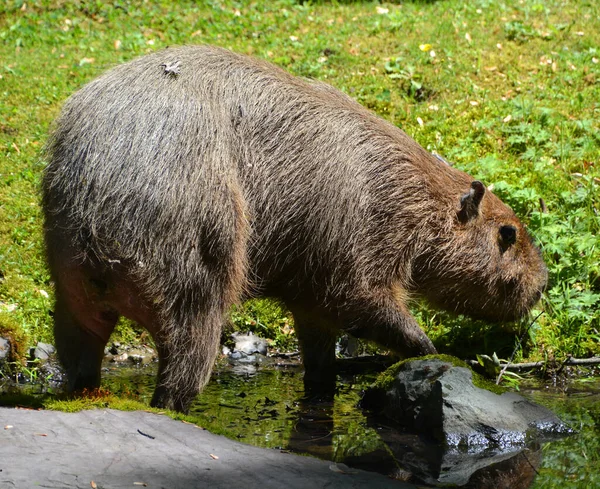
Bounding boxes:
106 345 157 365
0 337 10 361
0 407 412 489
127 347 156 365
231 332 269 355
110 352 129 363
372 427 544 487
361 357 573 486
363 358 572 450
337 334 360 357
33 342 56 361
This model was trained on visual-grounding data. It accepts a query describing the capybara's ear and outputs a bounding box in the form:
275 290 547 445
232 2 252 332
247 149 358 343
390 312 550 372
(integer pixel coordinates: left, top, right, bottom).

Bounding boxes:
458 180 485 222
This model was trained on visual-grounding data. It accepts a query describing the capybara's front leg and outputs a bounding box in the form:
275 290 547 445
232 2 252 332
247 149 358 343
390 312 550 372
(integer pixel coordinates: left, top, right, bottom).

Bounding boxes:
289 306 338 396
342 297 436 358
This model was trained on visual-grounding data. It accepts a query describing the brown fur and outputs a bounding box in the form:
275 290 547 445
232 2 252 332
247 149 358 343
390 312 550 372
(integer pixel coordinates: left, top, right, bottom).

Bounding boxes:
42 45 547 412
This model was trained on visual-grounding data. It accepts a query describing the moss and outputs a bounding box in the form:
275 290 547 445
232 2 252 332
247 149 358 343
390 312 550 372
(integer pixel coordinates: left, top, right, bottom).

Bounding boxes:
0 311 29 363
374 354 506 395
0 389 213 431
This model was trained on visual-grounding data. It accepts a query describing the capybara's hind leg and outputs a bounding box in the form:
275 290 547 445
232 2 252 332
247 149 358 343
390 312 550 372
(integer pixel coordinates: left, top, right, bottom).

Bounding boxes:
148 309 223 413
53 290 118 391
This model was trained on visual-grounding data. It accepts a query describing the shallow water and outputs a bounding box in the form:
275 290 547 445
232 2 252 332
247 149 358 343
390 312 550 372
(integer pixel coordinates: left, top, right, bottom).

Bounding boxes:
98 360 600 488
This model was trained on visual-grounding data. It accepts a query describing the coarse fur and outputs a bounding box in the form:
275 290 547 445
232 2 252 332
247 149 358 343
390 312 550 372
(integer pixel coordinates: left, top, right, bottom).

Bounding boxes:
42 45 547 412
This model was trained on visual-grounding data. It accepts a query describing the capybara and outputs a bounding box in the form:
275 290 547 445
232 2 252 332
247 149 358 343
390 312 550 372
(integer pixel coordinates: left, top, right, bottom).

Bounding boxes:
42 45 547 412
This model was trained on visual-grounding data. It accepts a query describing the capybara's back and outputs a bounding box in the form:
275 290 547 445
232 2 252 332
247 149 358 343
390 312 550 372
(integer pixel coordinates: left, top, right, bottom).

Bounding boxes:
43 45 547 412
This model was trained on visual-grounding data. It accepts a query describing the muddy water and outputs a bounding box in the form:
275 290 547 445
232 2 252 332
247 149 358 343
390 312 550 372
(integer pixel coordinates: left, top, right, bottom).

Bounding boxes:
99 361 600 489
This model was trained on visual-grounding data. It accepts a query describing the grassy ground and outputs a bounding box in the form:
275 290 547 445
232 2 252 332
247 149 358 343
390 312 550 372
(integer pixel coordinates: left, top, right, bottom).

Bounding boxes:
0 0 598 366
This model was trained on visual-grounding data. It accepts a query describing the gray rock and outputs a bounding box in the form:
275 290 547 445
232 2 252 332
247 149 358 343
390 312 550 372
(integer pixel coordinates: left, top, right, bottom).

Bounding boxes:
126 347 156 365
105 345 157 365
0 407 412 489
33 342 55 361
232 332 269 355
362 358 573 486
110 352 129 362
365 358 572 450
0 337 9 361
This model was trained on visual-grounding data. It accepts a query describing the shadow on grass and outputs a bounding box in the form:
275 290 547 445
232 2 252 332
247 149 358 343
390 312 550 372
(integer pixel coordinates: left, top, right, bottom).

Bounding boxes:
0 392 47 409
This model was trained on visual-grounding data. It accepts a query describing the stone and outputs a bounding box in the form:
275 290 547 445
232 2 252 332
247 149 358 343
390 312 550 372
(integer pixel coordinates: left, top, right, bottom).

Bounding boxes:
0 337 9 361
33 342 55 361
232 332 269 355
363 358 572 450
361 358 573 486
0 407 412 489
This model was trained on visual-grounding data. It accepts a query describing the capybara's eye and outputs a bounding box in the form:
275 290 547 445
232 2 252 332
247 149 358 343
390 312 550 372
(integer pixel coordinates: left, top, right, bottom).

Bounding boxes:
499 225 517 247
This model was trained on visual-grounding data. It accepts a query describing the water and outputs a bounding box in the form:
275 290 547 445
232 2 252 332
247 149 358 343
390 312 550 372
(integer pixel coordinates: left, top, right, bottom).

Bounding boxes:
98 360 600 488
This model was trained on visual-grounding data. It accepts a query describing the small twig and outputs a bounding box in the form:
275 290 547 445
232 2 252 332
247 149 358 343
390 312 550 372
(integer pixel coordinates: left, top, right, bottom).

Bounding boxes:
469 356 600 371
270 351 301 359
555 354 572 377
496 311 544 385
137 429 155 440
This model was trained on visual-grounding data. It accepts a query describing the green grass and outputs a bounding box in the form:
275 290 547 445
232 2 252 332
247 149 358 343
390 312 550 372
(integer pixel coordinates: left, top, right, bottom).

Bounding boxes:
0 0 598 365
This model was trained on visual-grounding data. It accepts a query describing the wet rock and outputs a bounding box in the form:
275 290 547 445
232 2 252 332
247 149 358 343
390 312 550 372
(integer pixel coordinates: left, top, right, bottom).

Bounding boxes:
363 358 572 451
221 333 271 375
111 352 129 362
33 342 56 361
0 337 10 361
126 348 156 365
106 344 157 365
337 334 360 357
231 332 269 355
369 427 545 487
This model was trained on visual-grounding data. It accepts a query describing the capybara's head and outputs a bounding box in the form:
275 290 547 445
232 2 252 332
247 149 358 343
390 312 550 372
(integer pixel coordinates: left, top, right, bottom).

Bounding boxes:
413 180 547 321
